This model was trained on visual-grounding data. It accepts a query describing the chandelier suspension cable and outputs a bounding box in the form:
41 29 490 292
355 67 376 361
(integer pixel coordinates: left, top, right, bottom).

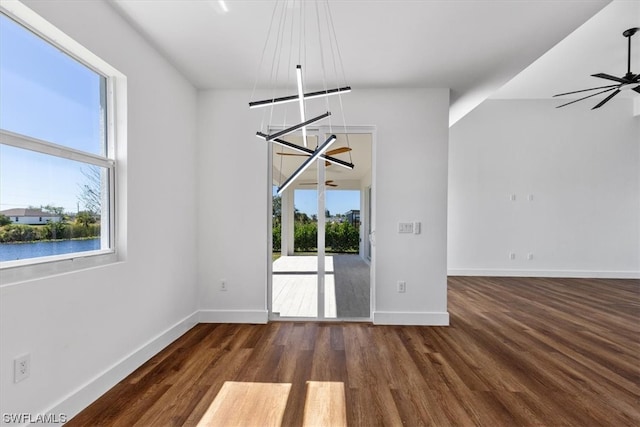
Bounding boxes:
325 0 348 87
250 0 279 111
314 0 331 139
250 0 354 193
299 0 311 147
279 2 301 187
272 2 291 189
299 0 306 69
261 1 287 134
263 1 288 135
324 0 353 164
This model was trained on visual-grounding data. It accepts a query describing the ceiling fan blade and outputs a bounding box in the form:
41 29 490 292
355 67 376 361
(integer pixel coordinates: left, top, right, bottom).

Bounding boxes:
300 180 337 187
591 73 627 83
553 84 619 97
326 147 352 156
633 85 640 94
277 146 350 157
591 89 620 109
556 87 617 108
275 152 307 156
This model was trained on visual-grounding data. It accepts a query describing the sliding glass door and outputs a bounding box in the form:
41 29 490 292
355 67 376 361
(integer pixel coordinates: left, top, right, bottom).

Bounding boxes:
269 127 373 320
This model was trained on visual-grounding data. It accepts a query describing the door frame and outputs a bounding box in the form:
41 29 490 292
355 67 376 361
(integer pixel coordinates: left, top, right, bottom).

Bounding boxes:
267 125 376 322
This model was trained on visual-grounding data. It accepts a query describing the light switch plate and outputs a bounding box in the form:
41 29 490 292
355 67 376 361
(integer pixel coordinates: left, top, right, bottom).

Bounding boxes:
398 222 413 233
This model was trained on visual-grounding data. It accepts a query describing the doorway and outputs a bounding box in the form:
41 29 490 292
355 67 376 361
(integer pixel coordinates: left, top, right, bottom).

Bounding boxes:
269 127 374 320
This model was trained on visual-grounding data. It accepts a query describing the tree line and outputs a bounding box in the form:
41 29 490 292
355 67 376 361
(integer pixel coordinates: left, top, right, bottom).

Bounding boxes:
0 208 100 243
272 195 359 253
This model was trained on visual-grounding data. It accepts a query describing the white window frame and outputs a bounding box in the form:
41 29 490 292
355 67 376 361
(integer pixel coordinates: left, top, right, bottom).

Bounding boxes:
0 1 127 283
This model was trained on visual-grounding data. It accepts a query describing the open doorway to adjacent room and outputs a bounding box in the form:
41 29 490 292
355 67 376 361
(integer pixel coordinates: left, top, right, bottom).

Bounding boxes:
269 127 374 320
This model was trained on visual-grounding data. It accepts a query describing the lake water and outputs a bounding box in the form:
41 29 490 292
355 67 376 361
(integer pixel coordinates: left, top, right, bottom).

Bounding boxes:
0 239 101 262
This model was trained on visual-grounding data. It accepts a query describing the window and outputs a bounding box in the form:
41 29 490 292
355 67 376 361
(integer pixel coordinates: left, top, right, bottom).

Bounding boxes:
0 8 121 268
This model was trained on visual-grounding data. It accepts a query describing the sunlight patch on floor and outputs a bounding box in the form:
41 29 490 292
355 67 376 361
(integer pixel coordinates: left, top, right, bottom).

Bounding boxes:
303 381 347 427
196 382 291 427
196 381 347 427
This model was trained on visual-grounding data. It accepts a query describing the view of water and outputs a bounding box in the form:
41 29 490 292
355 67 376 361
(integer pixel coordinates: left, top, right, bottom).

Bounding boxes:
0 239 101 262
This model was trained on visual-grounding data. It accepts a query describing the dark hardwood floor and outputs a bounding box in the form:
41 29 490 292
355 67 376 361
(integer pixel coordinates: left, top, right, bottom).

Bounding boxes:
67 277 640 426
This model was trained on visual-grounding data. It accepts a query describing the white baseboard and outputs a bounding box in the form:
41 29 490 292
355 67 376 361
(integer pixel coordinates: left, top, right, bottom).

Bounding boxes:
373 311 449 326
199 309 269 324
45 311 199 423
447 268 640 279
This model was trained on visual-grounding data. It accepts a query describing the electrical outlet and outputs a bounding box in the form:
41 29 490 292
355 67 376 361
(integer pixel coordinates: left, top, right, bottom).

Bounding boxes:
220 279 228 291
14 354 30 383
509 252 516 260
397 281 406 293
527 253 534 260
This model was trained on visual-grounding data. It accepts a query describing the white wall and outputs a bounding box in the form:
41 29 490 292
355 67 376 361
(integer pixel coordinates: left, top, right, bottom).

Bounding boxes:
449 99 640 277
0 0 199 420
197 90 270 323
197 88 450 325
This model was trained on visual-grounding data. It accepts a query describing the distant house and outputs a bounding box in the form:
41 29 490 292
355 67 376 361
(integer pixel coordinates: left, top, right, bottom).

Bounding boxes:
0 208 62 225
345 210 360 227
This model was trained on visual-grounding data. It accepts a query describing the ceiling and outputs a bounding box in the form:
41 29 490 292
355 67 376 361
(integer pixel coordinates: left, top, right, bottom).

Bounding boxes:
494 0 640 102
108 0 631 125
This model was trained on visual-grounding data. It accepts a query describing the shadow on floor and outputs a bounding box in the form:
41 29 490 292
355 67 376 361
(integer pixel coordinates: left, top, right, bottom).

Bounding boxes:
333 254 370 318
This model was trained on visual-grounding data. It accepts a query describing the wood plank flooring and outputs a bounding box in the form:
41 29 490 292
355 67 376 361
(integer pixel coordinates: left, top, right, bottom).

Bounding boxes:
67 277 639 426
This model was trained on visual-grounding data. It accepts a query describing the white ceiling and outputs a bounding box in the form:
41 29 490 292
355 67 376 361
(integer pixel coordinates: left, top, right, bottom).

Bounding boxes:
109 0 625 124
494 0 640 102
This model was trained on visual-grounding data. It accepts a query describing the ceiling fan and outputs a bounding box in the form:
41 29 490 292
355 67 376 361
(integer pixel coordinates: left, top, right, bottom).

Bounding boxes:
276 146 352 167
276 146 351 157
300 180 338 187
554 27 640 109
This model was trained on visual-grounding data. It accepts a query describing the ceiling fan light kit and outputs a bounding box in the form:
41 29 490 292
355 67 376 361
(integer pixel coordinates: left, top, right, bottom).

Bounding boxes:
554 27 640 109
249 0 354 194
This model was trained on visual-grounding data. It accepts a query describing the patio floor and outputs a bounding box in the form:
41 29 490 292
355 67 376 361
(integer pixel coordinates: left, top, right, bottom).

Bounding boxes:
272 254 370 318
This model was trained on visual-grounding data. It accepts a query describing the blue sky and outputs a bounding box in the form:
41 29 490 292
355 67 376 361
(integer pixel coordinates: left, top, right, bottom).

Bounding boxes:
0 13 104 213
297 189 360 216
273 187 359 216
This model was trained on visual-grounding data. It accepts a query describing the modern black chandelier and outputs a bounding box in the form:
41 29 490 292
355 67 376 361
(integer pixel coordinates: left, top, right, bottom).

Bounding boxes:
249 0 354 195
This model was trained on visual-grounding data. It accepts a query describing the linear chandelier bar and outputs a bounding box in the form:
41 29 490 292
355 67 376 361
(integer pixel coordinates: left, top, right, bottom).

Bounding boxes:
248 86 352 109
277 135 337 195
256 132 354 169
296 65 308 147
266 112 331 141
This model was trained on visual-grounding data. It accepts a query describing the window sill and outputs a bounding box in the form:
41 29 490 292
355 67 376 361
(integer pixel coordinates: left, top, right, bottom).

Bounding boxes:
0 249 120 286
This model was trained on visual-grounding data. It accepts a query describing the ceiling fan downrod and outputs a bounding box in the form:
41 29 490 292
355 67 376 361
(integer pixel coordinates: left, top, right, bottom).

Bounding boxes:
623 27 638 79
553 27 640 109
